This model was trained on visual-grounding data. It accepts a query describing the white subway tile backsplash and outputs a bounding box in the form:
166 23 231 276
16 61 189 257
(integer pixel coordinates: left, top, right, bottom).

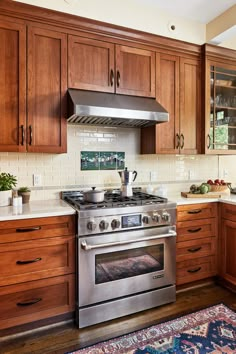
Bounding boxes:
0 126 236 200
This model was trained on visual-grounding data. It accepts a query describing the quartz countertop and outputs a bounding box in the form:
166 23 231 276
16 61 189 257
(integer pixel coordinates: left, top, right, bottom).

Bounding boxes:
0 199 76 221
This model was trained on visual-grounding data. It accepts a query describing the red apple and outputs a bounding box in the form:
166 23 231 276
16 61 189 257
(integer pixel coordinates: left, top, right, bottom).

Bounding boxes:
207 179 213 185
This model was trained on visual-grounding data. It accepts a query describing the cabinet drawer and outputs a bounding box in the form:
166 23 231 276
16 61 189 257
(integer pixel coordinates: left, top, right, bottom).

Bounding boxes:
0 274 75 330
0 236 75 286
177 256 216 285
177 218 216 241
176 237 216 261
0 215 75 243
221 203 236 222
177 203 217 221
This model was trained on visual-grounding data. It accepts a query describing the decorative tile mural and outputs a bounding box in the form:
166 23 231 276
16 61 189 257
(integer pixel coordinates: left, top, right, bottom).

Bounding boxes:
81 151 125 171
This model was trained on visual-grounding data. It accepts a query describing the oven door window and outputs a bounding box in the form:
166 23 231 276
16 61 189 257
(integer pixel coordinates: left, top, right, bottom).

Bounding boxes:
95 245 164 284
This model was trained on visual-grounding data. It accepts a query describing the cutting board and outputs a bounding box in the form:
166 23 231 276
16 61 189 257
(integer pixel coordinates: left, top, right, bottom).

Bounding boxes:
181 192 222 198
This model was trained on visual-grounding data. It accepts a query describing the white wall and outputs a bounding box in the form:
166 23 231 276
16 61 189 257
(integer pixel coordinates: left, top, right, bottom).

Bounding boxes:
14 0 205 44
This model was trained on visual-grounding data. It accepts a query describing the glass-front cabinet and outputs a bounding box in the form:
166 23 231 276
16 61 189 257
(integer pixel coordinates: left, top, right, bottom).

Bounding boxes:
206 61 236 153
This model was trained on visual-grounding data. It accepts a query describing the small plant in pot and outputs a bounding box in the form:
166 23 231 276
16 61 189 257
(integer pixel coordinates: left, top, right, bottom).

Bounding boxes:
0 172 17 207
18 186 31 204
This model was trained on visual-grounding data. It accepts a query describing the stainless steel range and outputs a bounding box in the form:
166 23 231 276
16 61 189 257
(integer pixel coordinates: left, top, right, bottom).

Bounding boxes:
62 188 177 328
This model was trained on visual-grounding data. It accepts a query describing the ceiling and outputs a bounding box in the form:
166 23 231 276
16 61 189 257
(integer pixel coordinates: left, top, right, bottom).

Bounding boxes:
138 0 236 24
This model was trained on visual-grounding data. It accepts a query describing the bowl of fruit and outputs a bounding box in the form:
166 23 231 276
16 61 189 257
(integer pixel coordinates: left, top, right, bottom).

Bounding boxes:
207 179 228 192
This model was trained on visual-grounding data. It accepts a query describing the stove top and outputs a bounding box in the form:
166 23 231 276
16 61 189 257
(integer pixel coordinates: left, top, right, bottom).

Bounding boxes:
61 188 168 210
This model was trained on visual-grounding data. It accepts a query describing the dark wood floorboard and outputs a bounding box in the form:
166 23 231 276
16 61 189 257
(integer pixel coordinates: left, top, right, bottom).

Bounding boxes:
0 283 235 354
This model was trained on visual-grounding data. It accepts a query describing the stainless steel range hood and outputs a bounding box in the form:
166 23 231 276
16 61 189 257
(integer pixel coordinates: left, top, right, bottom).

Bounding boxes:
67 89 168 128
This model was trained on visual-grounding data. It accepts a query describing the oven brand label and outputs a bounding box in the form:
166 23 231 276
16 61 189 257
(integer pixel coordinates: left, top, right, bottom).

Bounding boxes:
153 274 164 279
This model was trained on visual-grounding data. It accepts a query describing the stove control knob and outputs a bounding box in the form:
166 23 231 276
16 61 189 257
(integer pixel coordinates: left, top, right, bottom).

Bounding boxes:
99 220 109 231
87 221 97 231
152 213 161 223
111 219 121 229
142 216 150 224
162 212 171 223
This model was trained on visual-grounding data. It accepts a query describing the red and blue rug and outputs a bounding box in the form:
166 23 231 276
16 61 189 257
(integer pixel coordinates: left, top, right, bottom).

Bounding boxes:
69 304 236 353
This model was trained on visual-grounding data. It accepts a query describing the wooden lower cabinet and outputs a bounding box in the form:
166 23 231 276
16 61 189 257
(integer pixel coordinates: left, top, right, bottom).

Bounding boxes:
176 203 217 286
177 256 216 284
219 203 236 288
0 274 75 330
0 215 75 330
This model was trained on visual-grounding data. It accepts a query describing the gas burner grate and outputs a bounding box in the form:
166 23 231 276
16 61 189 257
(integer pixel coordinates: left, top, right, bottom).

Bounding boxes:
61 189 168 210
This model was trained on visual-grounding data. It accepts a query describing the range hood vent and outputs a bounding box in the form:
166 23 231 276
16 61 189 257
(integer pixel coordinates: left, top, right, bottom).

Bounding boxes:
67 89 168 128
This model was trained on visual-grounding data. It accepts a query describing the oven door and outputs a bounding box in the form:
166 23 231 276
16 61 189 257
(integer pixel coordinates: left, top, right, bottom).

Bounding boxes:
78 225 176 307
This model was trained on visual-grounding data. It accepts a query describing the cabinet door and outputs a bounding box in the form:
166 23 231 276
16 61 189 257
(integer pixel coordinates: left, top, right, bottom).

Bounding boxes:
205 61 236 154
68 35 115 93
0 20 26 152
27 26 67 153
220 218 236 286
155 53 180 153
116 45 155 97
179 57 201 154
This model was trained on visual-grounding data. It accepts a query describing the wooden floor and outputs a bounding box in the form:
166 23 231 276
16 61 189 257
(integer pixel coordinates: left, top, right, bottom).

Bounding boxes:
0 282 236 354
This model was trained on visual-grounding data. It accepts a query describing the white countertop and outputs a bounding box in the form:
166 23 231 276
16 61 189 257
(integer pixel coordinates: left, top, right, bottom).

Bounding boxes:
0 199 76 221
169 192 236 206
0 194 236 221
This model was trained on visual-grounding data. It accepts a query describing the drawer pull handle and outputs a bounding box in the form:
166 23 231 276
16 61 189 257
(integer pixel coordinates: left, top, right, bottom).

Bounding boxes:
187 227 202 233
187 209 202 214
17 298 42 306
16 257 42 265
188 246 202 253
187 267 201 273
16 227 41 233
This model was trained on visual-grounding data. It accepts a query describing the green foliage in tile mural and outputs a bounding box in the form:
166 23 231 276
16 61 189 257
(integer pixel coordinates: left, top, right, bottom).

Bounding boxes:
81 151 125 171
81 152 99 170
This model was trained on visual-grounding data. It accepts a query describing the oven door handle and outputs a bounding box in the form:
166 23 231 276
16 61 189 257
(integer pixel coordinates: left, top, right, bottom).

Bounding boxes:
81 230 177 251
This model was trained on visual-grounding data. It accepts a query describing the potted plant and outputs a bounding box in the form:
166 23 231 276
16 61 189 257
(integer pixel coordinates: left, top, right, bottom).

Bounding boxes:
0 172 17 207
18 187 31 204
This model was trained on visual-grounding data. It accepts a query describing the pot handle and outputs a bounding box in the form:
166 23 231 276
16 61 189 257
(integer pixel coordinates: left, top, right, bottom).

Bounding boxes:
133 170 137 182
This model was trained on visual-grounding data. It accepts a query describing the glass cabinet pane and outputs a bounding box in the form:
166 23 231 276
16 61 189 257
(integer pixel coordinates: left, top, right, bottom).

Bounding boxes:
209 65 236 151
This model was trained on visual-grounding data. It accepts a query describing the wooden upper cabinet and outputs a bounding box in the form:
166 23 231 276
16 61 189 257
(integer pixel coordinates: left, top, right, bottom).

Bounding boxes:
141 53 200 154
27 26 67 153
68 36 115 92
115 45 155 97
68 35 155 97
0 20 26 152
179 57 201 154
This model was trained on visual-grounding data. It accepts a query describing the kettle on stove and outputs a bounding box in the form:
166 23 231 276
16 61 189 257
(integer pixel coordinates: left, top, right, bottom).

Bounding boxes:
118 168 137 196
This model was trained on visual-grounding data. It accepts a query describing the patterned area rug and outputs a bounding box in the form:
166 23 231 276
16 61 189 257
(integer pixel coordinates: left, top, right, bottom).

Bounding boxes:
68 304 236 354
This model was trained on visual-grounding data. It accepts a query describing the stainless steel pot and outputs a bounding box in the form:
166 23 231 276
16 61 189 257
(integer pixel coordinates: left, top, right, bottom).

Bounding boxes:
84 187 105 203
